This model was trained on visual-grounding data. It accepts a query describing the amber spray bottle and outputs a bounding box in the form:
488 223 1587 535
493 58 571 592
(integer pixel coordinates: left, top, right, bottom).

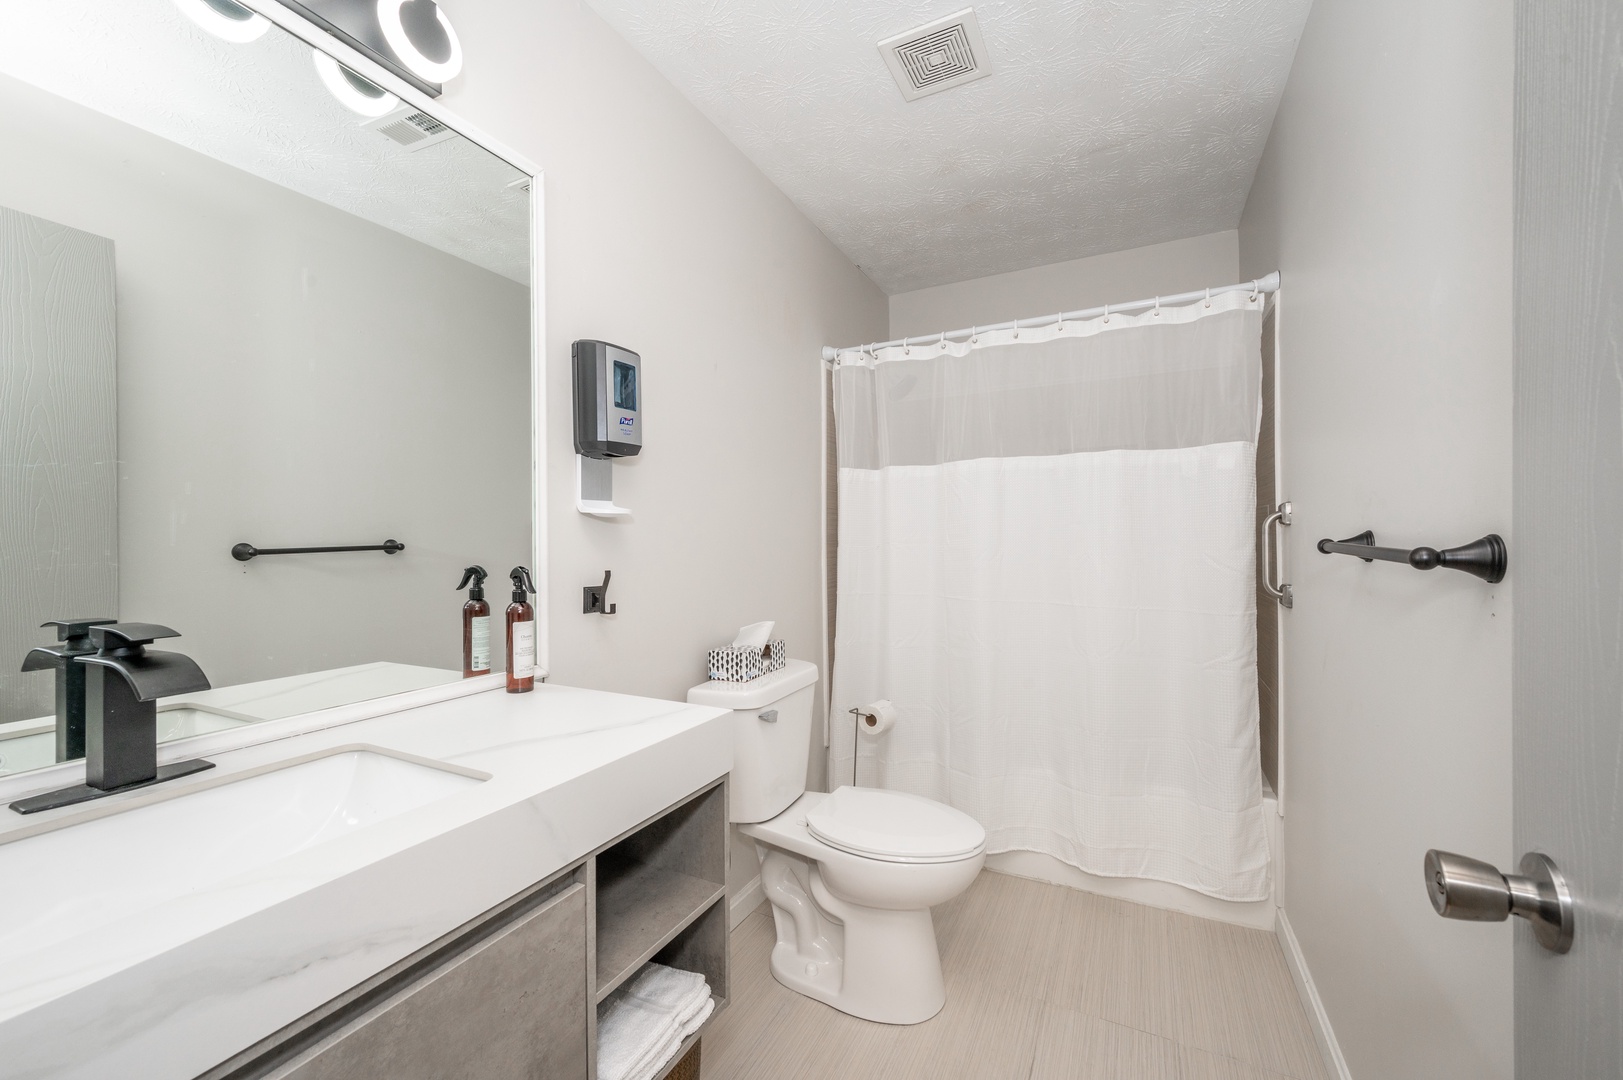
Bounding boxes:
456 566 491 678
506 566 537 693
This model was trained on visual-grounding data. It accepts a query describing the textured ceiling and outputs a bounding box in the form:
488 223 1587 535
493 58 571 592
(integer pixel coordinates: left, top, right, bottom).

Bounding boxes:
585 0 1311 293
0 0 529 283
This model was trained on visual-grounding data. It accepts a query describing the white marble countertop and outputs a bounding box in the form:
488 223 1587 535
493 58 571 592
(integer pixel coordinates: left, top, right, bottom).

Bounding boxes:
0 682 731 1080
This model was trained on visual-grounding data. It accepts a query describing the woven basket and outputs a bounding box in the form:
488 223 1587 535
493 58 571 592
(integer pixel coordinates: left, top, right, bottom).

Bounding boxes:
665 1039 701 1080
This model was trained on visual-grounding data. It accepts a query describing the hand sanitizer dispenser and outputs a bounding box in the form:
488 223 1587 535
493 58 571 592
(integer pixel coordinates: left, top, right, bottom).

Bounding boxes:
574 340 641 458
573 340 640 515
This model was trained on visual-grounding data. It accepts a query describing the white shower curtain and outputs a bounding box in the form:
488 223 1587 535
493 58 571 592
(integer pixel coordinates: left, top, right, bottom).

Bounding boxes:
829 290 1270 901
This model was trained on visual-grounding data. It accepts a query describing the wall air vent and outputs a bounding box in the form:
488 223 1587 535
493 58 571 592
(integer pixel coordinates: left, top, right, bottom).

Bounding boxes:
878 8 994 102
360 105 457 151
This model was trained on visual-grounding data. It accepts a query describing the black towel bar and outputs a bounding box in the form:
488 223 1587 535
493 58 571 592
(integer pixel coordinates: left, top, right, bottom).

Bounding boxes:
1316 530 1505 583
232 539 404 562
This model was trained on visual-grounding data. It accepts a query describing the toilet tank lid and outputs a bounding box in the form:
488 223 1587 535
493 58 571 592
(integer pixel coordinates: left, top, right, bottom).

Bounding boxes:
686 659 818 709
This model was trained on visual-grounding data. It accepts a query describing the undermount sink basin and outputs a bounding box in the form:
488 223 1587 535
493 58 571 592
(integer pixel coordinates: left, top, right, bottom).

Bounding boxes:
0 748 485 961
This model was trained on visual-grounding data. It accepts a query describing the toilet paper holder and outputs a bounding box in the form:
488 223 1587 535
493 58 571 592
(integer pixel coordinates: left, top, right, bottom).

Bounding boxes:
847 707 865 788
847 701 896 787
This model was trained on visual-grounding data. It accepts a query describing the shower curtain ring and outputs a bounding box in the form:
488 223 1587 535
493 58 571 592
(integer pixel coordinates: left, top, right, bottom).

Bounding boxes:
1154 296 1161 317
1250 279 1259 301
1103 303 1110 324
970 325 978 344
1055 312 1064 331
1205 287 1211 309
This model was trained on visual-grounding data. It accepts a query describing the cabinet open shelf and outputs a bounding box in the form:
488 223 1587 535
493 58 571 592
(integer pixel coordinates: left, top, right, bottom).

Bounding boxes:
594 855 725 1002
585 780 729 1079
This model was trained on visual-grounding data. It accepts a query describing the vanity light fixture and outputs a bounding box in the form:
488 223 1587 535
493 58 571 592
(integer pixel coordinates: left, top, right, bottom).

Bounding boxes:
375 0 462 83
171 0 271 43
313 49 401 116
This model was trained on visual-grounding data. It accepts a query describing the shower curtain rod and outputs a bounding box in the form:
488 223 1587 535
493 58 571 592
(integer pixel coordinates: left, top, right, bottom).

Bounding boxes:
821 270 1281 362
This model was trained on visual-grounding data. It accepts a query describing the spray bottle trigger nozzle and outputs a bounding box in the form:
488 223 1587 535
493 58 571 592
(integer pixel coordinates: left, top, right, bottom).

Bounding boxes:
456 565 488 595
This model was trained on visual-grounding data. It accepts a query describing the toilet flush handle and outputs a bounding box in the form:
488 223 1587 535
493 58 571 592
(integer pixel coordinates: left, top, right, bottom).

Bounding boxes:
759 709 778 723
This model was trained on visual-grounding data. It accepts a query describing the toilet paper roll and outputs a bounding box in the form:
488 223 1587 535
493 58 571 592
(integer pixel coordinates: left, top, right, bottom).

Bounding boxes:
732 621 775 652
855 699 897 736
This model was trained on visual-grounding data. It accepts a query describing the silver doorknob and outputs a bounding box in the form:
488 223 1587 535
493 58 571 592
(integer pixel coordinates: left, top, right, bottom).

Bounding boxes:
1424 849 1574 953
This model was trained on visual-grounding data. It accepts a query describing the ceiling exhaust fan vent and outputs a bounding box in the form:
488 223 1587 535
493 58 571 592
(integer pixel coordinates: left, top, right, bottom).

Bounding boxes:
361 106 457 151
878 8 994 102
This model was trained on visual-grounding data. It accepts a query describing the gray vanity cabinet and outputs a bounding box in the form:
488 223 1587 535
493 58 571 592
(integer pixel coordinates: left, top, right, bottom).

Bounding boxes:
272 882 588 1080
205 779 728 1080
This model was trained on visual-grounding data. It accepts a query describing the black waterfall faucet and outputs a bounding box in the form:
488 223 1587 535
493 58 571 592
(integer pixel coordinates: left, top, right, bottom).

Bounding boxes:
10 623 215 816
21 617 116 764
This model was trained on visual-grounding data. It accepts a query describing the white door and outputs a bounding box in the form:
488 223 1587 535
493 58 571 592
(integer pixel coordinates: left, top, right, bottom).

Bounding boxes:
1426 6 1623 1076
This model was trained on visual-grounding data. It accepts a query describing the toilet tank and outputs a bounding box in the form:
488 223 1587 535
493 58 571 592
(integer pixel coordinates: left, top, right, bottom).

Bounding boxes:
687 659 818 824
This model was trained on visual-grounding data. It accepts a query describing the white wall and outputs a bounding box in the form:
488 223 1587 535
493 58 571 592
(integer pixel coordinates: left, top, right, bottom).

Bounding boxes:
434 2 888 896
1238 1 1513 1077
888 231 1238 339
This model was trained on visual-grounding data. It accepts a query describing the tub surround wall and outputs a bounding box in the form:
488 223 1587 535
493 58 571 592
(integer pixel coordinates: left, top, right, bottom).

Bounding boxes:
1237 0 1514 1077
887 230 1239 340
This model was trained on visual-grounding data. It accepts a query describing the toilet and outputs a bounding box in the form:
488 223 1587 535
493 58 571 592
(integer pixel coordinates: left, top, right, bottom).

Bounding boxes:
688 660 984 1025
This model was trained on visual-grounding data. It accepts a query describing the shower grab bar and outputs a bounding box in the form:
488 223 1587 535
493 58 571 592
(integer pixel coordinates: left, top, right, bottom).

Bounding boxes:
231 539 405 562
1317 531 1506 583
1261 502 1293 608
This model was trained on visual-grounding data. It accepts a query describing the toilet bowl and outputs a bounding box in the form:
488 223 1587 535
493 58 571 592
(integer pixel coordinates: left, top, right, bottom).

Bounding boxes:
743 788 984 1024
687 661 985 1025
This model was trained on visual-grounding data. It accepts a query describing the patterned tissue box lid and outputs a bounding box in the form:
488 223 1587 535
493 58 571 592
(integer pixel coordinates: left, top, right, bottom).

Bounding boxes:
707 640 787 682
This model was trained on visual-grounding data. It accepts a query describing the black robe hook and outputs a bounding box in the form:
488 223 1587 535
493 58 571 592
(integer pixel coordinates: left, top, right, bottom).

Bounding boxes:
583 570 617 614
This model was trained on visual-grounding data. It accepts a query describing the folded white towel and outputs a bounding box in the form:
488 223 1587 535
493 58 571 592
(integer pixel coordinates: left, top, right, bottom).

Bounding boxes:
625 1026 683 1080
680 994 714 1038
620 1016 681 1080
625 996 714 1080
625 962 708 1011
619 967 710 1080
673 990 709 1032
598 993 673 1080
598 964 713 1080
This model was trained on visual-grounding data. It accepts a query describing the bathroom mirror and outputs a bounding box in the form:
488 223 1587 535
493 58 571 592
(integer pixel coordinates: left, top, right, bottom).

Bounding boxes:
0 0 536 778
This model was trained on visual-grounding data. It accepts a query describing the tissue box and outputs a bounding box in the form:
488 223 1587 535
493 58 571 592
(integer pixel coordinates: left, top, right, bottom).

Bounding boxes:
707 640 787 682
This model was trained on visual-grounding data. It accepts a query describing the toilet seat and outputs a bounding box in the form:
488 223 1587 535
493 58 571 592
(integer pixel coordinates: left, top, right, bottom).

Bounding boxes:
805 786 985 864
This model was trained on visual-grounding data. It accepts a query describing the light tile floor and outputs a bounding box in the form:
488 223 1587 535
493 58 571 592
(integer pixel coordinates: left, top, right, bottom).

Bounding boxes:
703 870 1328 1080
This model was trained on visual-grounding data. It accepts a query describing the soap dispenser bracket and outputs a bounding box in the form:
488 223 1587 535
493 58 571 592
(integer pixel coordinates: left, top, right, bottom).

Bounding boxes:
576 455 630 517
583 571 617 615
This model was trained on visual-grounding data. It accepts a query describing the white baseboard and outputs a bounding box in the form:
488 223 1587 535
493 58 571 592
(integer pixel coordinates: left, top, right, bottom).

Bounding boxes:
729 874 764 930
1276 909 1352 1080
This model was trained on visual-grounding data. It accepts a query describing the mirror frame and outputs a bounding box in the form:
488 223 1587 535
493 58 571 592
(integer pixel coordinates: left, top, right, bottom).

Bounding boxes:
242 0 548 676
